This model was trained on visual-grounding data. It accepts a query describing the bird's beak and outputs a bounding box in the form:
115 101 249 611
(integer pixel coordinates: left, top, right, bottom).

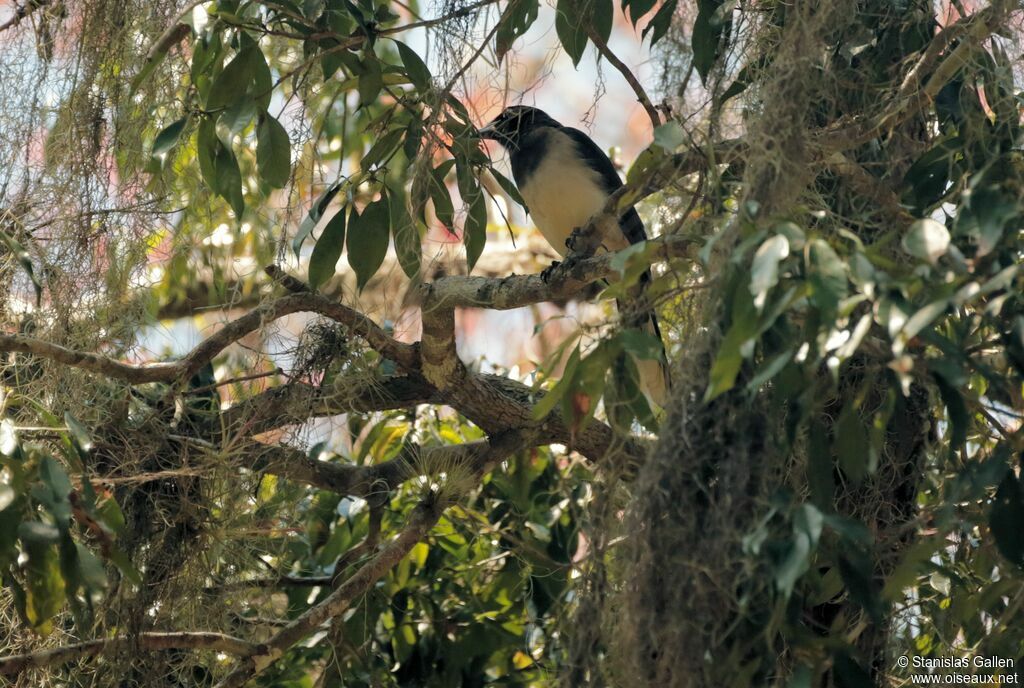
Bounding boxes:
477 122 498 140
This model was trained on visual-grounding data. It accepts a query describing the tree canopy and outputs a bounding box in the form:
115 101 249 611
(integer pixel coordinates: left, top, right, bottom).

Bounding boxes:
1 0 1023 686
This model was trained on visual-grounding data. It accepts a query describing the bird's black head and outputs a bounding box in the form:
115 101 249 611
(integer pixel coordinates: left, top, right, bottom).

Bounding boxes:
478 106 560 149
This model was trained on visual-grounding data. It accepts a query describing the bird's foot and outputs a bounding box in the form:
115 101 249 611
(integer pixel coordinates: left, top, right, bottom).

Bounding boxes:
566 225 597 256
540 261 562 282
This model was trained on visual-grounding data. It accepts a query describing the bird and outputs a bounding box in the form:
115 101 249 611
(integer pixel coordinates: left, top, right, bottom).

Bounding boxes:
478 105 670 409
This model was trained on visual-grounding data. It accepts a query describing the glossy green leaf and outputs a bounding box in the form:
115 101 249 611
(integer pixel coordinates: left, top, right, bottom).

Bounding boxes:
150 117 187 163
623 0 656 26
395 40 432 90
495 0 540 63
389 188 421 279
309 208 348 291
806 239 846 317
294 182 343 256
464 190 488 271
642 0 677 46
257 114 291 188
555 0 588 67
20 532 64 635
358 54 383 107
63 412 93 454
347 194 391 291
206 43 256 111
692 0 727 85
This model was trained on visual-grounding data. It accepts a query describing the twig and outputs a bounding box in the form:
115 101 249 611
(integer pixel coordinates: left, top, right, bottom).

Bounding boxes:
0 632 255 677
185 368 284 395
0 0 53 34
586 26 661 129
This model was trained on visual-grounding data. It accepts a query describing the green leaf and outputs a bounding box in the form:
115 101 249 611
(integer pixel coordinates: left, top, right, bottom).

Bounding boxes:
213 140 245 218
196 119 245 217
294 182 343 256
361 128 404 172
96 495 127 537
347 194 391 291
395 40 432 90
257 114 291 188
249 40 273 111
775 505 822 597
206 43 256 110
806 238 846 317
429 162 456 228
902 218 949 265
692 0 726 84
990 471 1024 567
358 54 383 107
555 0 588 67
495 0 540 63
219 98 258 135
704 278 758 401
389 188 421 279
150 117 187 163
623 0 656 26
63 412 93 454
652 121 685 150
308 208 348 291
108 546 142 586
464 190 488 271
491 168 527 209
835 402 869 485
20 531 64 635
593 0 613 43
642 0 677 46
75 543 108 591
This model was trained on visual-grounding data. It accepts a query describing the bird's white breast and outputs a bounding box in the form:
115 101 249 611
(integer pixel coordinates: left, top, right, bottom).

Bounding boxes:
518 129 626 257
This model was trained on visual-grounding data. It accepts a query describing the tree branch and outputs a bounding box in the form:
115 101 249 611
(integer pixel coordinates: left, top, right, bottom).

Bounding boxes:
0 632 256 677
0 292 417 385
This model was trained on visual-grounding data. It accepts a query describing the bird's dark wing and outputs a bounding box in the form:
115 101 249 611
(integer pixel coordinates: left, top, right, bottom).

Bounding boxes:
561 127 648 245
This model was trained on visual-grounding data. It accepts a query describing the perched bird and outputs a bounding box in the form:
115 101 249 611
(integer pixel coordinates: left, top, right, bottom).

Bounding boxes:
478 105 670 408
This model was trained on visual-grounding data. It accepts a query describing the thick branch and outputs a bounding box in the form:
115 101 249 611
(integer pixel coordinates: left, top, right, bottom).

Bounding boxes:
418 281 467 390
426 234 695 311
0 632 255 677
0 292 417 385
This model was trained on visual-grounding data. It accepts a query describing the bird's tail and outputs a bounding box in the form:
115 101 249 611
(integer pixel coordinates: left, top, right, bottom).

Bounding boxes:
615 294 671 409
